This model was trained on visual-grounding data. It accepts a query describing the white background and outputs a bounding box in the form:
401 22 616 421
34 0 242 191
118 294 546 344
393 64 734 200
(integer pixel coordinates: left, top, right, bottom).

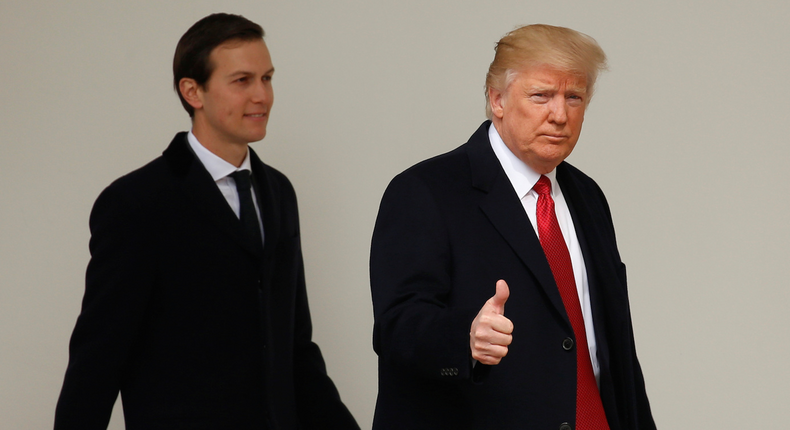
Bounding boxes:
1 1 789 428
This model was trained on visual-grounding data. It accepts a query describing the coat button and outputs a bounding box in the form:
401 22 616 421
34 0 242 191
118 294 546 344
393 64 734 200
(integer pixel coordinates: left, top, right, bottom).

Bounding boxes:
440 368 459 377
559 423 572 430
562 337 574 351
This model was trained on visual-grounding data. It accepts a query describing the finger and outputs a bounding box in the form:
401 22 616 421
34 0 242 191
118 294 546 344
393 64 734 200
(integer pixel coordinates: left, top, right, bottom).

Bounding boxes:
490 279 510 313
474 313 514 336
471 329 512 350
473 345 510 365
475 354 502 365
489 316 514 336
480 332 512 348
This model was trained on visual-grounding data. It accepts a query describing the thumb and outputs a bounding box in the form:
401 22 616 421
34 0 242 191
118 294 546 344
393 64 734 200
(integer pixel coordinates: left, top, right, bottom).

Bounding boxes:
490 279 509 313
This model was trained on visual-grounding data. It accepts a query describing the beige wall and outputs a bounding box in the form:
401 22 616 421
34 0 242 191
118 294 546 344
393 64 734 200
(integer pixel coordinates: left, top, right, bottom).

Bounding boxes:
2 0 789 428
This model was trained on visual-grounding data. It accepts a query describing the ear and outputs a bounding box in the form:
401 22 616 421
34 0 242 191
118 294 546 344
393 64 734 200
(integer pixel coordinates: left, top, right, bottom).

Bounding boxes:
179 78 204 111
488 86 505 119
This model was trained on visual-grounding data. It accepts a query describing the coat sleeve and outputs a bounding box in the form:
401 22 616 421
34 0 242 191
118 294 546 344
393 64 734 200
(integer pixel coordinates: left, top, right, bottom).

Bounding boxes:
54 181 157 430
370 172 480 381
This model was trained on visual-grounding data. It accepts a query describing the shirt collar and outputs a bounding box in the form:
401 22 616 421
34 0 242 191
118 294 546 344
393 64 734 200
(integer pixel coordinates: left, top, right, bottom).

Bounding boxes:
488 123 558 198
187 130 252 181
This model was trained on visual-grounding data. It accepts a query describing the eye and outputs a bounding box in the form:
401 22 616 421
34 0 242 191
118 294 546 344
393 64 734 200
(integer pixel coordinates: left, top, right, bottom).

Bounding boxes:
567 94 584 105
531 93 550 103
262 75 273 82
235 77 248 84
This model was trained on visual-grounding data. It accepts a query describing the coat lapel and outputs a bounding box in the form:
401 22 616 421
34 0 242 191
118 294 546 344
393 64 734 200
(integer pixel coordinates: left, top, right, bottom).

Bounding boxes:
249 147 279 283
558 163 632 420
162 132 265 258
557 165 610 359
467 122 571 328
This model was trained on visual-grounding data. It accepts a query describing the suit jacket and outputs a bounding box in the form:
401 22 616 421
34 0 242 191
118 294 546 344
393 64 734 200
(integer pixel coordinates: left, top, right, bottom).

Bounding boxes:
55 133 359 430
370 121 655 430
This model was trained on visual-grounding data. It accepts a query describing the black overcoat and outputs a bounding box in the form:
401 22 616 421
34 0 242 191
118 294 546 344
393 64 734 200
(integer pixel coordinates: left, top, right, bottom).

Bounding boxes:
370 121 655 430
56 133 358 430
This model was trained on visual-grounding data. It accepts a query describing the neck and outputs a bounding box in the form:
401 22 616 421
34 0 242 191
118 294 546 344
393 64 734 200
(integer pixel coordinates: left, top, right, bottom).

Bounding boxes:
191 126 247 168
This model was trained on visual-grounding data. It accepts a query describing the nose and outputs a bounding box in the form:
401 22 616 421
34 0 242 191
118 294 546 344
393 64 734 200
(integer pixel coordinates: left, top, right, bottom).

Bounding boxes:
251 80 272 104
547 96 567 125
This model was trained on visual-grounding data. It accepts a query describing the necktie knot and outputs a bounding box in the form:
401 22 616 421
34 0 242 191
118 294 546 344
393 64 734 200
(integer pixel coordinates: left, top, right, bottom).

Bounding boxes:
230 169 252 190
533 175 552 197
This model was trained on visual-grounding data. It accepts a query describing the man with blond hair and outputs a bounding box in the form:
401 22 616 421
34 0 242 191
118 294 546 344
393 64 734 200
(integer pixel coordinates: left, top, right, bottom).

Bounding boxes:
370 24 656 429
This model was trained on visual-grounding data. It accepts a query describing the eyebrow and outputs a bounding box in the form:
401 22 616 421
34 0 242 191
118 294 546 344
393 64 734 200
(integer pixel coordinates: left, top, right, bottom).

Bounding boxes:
227 67 275 78
526 85 587 95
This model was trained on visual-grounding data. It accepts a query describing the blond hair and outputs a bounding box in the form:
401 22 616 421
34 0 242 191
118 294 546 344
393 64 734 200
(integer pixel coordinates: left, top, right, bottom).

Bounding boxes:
484 24 608 118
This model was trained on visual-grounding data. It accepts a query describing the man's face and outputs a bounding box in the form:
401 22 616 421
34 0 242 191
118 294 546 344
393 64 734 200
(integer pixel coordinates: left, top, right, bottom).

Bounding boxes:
193 39 274 149
489 66 587 174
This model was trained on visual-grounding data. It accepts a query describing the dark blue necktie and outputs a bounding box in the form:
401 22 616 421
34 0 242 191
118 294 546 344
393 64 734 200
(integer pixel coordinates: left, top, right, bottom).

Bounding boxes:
229 170 263 251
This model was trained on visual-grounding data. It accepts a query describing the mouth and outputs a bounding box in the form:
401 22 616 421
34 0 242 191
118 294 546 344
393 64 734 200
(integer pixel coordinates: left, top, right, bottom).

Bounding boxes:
244 113 268 122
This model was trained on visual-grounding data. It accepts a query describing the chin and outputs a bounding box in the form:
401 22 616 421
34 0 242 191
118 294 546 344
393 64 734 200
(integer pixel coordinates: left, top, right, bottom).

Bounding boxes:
535 147 567 161
532 155 569 172
246 130 267 143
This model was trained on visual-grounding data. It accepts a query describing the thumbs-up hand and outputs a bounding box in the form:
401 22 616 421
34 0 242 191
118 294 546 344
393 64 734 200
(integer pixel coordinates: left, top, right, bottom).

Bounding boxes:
470 280 514 365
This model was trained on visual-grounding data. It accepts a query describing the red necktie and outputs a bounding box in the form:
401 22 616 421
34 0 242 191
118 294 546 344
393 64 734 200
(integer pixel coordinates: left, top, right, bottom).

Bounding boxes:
534 175 609 430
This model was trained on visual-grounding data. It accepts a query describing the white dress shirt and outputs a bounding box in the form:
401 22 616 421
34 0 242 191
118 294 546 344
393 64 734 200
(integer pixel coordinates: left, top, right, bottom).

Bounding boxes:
187 131 264 245
488 124 600 382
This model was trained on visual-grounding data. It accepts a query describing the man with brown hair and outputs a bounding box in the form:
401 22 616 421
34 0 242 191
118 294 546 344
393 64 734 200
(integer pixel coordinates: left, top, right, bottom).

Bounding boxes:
55 13 359 430
370 24 656 430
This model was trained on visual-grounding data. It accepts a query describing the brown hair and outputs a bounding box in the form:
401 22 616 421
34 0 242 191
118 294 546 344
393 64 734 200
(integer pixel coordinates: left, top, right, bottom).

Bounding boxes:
484 24 607 118
173 13 264 117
